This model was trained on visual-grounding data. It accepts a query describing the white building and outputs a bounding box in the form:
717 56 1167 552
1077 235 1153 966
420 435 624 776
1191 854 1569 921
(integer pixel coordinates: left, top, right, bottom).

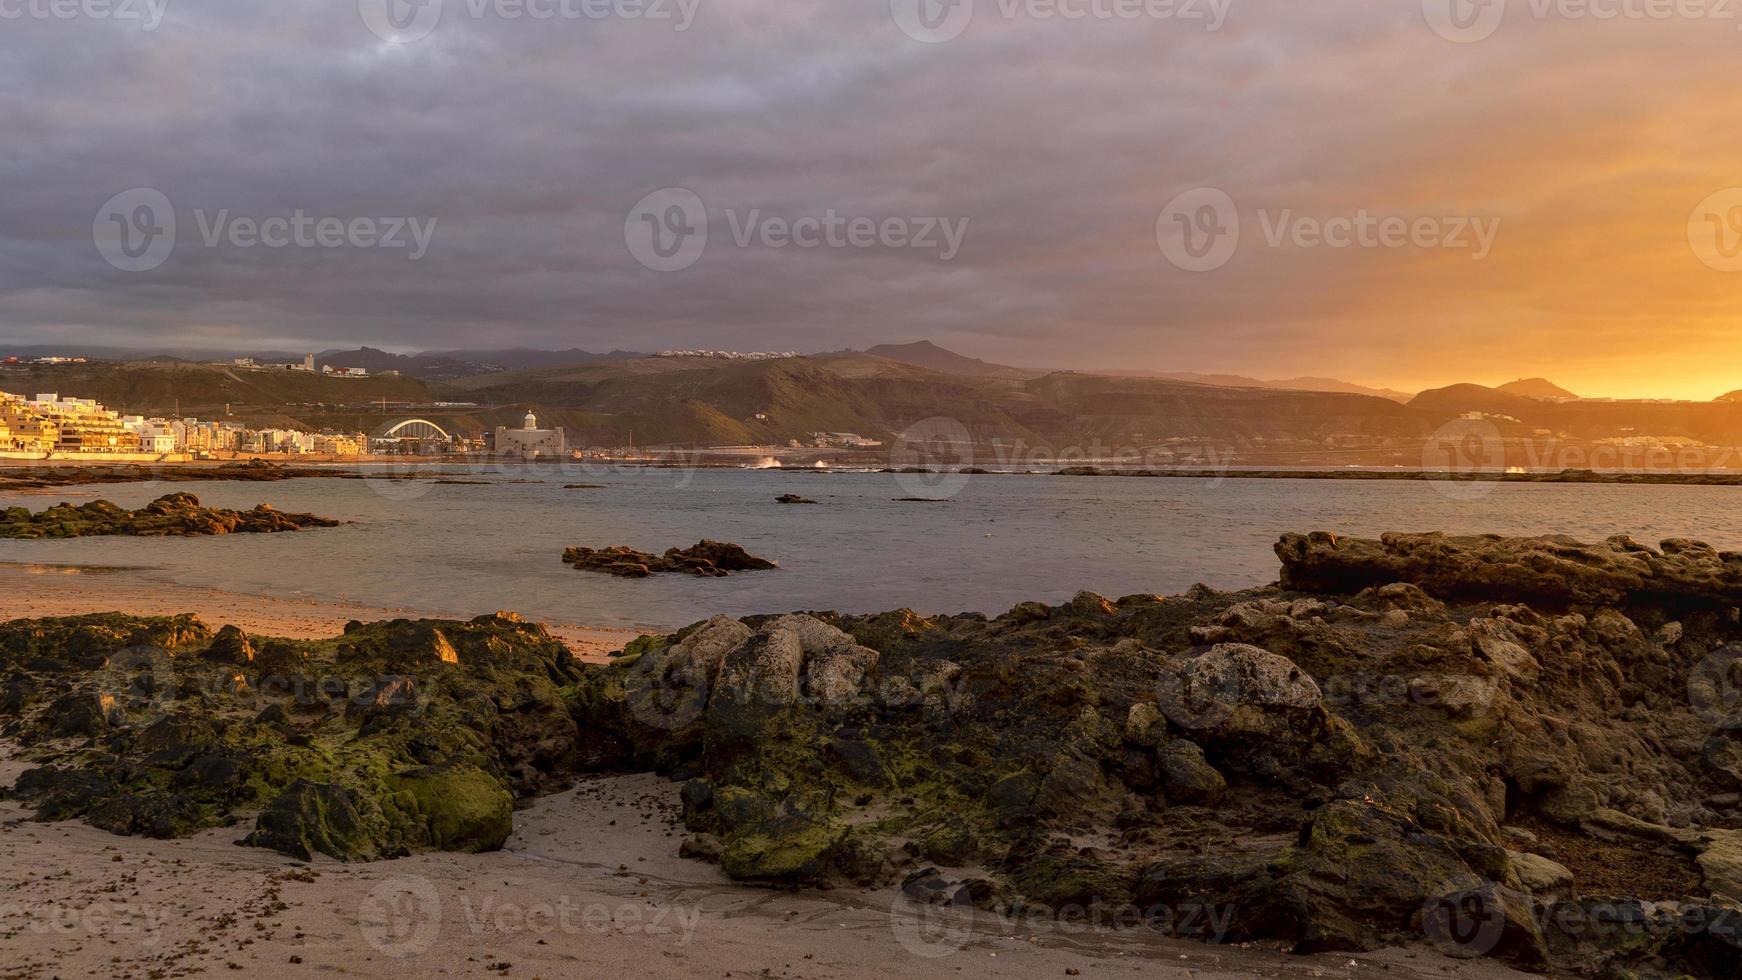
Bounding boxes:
493 410 566 457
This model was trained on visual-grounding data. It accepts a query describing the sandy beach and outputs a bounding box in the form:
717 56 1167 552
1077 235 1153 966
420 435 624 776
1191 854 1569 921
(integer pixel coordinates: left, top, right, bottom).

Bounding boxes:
0 767 1534 980
0 562 645 663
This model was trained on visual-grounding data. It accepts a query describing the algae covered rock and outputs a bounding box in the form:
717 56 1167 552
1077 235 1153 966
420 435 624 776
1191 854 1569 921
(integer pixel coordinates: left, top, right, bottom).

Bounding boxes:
1 611 579 863
0 493 341 539
246 780 382 862
719 813 847 882
563 540 777 578
387 764 514 853
561 530 1742 978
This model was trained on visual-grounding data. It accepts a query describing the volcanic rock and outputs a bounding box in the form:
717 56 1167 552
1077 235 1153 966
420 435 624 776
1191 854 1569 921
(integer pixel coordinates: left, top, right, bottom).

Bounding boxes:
562 540 777 577
0 492 341 538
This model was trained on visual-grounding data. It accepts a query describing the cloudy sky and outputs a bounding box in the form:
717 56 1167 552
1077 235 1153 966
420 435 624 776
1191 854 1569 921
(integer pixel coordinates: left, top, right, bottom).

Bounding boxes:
4 0 1742 398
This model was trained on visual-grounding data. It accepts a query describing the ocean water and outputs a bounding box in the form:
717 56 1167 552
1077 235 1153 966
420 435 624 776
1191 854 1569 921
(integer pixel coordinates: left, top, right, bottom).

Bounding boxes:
5 466 1742 631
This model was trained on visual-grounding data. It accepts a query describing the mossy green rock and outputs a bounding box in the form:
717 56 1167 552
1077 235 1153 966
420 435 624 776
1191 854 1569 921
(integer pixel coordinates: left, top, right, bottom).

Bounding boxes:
245 780 382 862
0 611 580 863
719 814 847 881
387 764 513 853
0 492 340 539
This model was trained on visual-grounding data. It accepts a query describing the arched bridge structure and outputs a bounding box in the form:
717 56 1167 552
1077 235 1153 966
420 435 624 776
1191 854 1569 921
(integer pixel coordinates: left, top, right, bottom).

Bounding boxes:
373 418 453 442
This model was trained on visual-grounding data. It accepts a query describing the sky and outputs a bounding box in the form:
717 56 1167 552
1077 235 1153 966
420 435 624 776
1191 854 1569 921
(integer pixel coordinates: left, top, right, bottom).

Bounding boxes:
4 0 1742 399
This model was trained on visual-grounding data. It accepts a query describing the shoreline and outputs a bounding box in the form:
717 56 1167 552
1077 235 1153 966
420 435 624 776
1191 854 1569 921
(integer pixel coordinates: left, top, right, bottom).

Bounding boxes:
0 771 1533 980
0 561 645 662
11 457 1742 490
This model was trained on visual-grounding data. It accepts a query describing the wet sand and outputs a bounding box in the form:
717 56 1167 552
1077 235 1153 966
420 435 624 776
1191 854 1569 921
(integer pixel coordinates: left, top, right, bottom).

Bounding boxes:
0 766 1536 980
0 562 644 663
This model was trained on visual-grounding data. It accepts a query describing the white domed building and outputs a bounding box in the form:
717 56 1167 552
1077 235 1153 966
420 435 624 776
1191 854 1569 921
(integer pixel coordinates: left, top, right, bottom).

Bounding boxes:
492 409 567 458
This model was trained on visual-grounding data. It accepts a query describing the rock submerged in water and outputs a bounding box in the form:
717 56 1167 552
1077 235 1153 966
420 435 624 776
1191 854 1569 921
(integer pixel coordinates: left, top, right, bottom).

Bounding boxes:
0 492 341 539
561 540 777 578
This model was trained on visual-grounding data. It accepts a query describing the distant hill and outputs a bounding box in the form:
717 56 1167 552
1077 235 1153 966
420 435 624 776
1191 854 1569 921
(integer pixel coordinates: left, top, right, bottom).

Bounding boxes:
1408 383 1543 415
317 347 644 380
416 348 645 373
1496 378 1580 400
861 341 1036 380
0 344 645 382
0 360 429 419
1143 372 1414 403
28 351 1742 466
435 354 1430 454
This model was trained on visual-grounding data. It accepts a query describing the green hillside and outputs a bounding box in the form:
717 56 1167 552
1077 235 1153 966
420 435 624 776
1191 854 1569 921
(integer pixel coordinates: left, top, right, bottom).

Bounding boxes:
0 361 430 421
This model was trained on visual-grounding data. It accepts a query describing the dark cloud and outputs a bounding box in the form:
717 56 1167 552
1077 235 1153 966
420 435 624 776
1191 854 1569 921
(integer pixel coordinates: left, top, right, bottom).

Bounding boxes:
4 1 1742 396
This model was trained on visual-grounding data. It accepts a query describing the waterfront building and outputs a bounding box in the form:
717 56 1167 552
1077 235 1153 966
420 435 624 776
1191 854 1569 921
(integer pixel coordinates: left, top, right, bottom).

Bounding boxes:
0 393 57 453
27 393 139 452
493 410 566 457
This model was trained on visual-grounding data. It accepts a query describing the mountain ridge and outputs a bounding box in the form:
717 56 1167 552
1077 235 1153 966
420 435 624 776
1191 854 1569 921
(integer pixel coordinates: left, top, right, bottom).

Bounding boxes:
1496 377 1581 400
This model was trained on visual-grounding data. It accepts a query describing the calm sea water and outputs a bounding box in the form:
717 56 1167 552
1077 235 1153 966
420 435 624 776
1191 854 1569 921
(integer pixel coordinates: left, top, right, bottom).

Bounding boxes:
4 467 1742 630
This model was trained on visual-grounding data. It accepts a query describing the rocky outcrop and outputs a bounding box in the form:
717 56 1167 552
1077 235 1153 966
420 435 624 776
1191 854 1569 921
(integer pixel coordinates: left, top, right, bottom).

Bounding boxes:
0 492 341 538
15 529 1742 978
0 611 581 862
561 532 1742 979
562 540 778 578
1277 530 1742 608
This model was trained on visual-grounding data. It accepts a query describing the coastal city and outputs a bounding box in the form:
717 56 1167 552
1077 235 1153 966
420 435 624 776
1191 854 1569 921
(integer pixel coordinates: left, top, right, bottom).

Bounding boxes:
0 388 374 460
0 351 894 463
